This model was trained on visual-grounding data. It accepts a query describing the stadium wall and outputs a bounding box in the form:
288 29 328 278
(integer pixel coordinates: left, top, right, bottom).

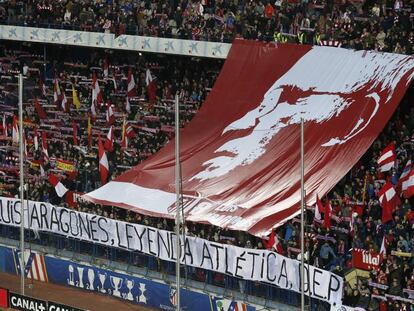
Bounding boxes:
0 244 257 311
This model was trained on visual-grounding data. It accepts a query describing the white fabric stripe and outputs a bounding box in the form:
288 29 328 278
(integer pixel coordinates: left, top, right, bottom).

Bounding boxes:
55 182 68 197
31 258 39 280
378 149 394 163
35 255 46 282
100 153 109 170
128 80 135 91
403 174 414 191
402 161 412 174
380 161 394 172
385 187 396 201
85 181 176 214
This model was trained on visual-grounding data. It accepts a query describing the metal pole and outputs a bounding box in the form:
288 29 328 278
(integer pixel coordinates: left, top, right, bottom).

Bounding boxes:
175 94 181 310
300 118 305 311
43 45 47 80
18 73 25 295
180 164 187 282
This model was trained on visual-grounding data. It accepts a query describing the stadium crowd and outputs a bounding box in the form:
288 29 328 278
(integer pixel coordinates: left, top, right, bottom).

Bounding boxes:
0 0 413 54
0 41 414 310
0 11 414 311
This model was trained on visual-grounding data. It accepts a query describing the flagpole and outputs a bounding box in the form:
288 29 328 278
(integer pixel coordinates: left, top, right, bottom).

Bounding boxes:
18 73 25 295
175 94 181 310
300 118 305 311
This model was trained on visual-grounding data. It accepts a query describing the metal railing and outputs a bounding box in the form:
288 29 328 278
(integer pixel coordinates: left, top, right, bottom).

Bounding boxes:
0 224 332 310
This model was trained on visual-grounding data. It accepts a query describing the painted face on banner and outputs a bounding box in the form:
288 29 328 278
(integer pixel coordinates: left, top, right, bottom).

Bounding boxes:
191 49 414 181
84 42 414 236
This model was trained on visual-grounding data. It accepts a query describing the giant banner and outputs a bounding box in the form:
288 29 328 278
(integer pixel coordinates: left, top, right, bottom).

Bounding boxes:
0 197 343 305
84 40 414 237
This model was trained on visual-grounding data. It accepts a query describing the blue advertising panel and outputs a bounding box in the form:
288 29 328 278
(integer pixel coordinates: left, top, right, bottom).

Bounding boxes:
0 245 256 311
44 256 211 311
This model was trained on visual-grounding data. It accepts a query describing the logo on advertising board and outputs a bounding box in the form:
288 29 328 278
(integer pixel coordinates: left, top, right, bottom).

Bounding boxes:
66 264 147 304
352 249 382 271
47 301 85 311
169 286 177 307
13 249 48 282
7 292 86 311
9 292 47 311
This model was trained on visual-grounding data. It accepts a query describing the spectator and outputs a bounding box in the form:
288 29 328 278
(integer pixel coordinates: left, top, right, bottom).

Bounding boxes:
0 0 412 55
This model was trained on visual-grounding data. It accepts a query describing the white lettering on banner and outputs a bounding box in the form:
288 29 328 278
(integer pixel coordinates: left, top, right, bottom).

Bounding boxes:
9 293 47 311
0 197 343 305
362 251 380 266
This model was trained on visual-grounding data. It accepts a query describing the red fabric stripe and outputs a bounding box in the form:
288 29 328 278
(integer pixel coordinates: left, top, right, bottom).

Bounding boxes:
39 256 48 283
33 255 41 281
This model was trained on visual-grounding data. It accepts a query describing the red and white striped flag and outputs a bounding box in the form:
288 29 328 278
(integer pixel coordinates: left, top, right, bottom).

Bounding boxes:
39 77 47 97
103 56 109 79
90 101 97 118
121 119 128 148
48 173 68 197
145 69 157 104
112 76 118 91
125 97 131 114
40 163 45 177
378 181 399 223
53 76 62 107
104 126 114 152
72 122 78 145
121 120 135 148
126 123 135 138
349 213 354 236
33 127 39 151
61 92 69 112
34 99 47 119
262 230 284 254
314 194 323 221
324 200 332 229
98 134 109 185
41 132 49 163
377 143 395 172
106 104 115 125
92 72 103 105
2 114 6 137
127 68 136 98
400 160 412 190
402 167 414 198
380 236 386 256
12 115 19 143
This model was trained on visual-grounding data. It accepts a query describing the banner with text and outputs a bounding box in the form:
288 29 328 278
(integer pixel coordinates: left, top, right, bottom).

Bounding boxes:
352 249 383 271
0 197 343 305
